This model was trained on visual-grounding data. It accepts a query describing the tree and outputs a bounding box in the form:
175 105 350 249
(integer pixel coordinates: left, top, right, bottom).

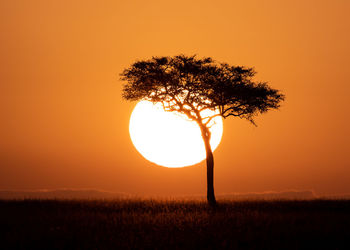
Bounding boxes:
120 55 285 206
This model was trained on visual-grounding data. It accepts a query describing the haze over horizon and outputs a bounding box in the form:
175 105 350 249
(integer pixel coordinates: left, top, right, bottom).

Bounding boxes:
1 0 349 197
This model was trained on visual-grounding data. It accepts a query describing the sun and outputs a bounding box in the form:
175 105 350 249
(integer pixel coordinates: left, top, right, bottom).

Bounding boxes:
129 100 223 168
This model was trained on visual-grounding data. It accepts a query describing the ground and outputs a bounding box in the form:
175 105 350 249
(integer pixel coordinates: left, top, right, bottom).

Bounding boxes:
1 199 349 249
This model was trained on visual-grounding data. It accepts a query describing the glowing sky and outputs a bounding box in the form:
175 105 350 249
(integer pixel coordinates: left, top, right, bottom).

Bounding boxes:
1 0 349 196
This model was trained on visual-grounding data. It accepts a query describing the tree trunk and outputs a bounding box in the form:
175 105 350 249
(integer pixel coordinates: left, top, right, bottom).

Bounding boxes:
203 136 216 207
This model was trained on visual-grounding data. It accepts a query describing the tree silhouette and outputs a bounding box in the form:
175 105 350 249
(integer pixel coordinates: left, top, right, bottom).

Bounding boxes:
121 55 285 206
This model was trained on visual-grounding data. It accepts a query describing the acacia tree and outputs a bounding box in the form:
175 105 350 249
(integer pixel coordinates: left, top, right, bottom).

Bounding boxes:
120 55 284 206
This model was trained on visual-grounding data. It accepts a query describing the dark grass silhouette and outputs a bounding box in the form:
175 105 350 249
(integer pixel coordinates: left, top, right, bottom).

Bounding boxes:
1 199 350 249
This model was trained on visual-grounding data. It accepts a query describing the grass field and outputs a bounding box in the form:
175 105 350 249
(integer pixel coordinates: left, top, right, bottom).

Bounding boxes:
1 199 349 249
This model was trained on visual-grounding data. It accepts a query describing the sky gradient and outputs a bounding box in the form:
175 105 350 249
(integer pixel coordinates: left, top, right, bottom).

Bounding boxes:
1 0 349 196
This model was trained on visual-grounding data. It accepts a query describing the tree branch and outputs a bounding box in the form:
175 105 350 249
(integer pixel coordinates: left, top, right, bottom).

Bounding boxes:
203 113 222 126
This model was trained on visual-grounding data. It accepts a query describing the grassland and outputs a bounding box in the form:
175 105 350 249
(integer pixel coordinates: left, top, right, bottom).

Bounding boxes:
1 199 349 249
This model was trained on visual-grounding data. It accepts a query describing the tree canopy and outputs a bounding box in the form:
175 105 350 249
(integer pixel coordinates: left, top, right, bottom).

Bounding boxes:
121 55 284 126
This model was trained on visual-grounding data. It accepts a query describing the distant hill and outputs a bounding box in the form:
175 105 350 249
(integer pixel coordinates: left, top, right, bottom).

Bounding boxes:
0 189 319 200
217 190 316 200
321 193 350 200
1 188 349 200
0 189 129 200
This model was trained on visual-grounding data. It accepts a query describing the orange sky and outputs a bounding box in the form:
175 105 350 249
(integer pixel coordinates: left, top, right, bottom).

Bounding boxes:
1 0 349 196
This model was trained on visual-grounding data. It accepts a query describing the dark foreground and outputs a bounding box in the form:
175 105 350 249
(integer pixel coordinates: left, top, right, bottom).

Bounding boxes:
1 199 349 249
